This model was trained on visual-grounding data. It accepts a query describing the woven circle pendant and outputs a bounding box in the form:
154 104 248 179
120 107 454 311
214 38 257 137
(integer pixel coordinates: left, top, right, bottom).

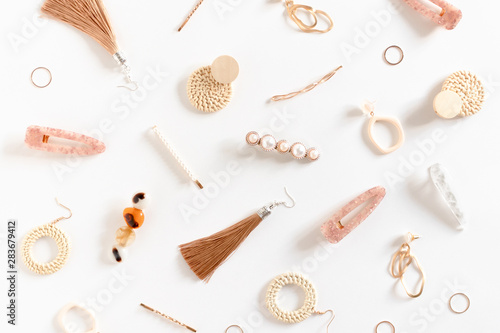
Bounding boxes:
187 66 233 113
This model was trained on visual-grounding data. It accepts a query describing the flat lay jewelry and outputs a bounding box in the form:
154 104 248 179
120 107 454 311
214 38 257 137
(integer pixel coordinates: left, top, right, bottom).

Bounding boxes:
429 163 466 230
361 101 405 154
266 272 335 330
390 233 425 298
433 71 485 119
271 66 342 101
41 0 137 90
383 45 404 66
140 303 197 332
152 126 203 189
283 0 334 33
402 0 462 30
21 199 72 275
187 55 239 113
246 132 320 161
58 303 97 333
25 126 106 155
31 67 52 88
321 186 386 244
179 188 295 282
449 293 470 314
111 192 150 263
376 321 395 333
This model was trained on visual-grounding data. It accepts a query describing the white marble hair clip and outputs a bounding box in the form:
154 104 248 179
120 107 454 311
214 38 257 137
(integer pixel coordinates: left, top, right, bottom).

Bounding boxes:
429 163 466 230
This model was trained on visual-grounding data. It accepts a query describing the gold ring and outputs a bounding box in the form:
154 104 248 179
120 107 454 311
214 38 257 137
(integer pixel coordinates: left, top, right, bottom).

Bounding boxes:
375 321 395 333
449 293 470 314
383 45 404 65
31 67 52 88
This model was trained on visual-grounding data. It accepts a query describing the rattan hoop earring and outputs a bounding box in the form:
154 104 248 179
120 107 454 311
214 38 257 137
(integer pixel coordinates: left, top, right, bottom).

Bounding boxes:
265 272 334 331
21 198 72 275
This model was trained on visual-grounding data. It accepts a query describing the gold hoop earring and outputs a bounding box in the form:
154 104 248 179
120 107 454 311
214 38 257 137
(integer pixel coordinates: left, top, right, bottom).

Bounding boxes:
390 233 425 298
21 198 72 275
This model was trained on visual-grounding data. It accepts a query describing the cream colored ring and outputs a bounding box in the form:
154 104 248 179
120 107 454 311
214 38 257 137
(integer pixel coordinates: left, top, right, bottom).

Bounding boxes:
375 321 395 333
449 293 470 314
265 272 318 323
58 303 96 333
21 224 70 275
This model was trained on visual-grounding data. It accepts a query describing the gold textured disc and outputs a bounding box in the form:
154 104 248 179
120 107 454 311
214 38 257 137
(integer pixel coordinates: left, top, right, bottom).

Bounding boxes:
187 66 233 113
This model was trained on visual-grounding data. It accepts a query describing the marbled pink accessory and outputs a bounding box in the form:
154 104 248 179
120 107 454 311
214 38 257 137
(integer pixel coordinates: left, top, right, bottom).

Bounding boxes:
321 186 386 244
25 126 105 155
402 0 462 30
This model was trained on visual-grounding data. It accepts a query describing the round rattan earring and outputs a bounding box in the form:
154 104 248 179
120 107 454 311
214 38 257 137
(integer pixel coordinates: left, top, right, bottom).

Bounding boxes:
187 55 239 113
21 198 72 275
266 272 335 330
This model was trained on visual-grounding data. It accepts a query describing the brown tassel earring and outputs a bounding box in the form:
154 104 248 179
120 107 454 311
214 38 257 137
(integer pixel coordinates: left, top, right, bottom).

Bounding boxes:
179 188 296 282
41 0 137 90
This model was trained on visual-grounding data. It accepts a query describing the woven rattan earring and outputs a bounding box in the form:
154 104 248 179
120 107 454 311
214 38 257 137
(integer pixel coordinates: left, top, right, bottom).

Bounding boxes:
187 55 239 113
266 272 335 331
21 198 72 275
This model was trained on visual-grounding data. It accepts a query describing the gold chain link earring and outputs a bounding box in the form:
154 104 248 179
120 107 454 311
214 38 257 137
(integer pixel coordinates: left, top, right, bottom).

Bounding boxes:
390 233 425 298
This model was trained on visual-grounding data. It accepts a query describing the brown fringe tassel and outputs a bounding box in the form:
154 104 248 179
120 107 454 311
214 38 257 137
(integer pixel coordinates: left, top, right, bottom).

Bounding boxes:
41 0 119 55
179 213 263 282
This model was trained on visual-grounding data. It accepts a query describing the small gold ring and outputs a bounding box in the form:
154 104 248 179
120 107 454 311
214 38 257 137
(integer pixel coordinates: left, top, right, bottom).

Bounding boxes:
375 321 395 333
225 325 244 333
383 45 404 66
449 293 470 314
31 67 52 88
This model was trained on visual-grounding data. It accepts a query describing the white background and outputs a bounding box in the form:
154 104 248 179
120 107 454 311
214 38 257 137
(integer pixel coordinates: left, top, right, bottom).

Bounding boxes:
1 0 500 332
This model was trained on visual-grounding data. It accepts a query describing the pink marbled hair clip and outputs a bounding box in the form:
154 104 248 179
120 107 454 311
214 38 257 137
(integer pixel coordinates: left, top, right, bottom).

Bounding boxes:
321 186 386 244
25 126 106 155
402 0 462 30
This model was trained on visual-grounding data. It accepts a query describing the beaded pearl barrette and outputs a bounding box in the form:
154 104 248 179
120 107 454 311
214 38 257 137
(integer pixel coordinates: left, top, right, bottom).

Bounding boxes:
246 132 320 161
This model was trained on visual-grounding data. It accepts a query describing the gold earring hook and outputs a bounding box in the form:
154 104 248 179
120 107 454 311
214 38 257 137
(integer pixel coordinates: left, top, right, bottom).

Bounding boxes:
52 198 72 224
315 309 335 333
225 325 244 333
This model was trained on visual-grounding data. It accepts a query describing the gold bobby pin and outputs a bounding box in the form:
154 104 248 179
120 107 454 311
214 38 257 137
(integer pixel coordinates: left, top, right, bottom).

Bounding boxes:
271 66 342 101
140 303 197 332
178 0 205 32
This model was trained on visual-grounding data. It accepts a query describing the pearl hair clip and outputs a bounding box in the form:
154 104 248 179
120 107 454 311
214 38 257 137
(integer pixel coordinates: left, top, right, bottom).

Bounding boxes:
246 132 320 161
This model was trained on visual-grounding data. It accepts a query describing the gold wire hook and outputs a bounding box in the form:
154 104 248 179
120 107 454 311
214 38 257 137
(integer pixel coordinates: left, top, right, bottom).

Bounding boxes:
225 325 244 333
315 309 335 333
52 198 72 224
283 187 296 208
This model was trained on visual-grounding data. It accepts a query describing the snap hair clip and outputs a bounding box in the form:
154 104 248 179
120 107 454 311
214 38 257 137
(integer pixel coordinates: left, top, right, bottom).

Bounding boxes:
402 0 462 30
433 71 485 119
449 293 470 314
187 55 239 113
25 126 106 155
383 45 404 66
140 303 197 332
375 321 395 333
283 0 334 33
271 66 342 101
246 132 320 161
21 198 72 275
58 303 97 333
390 233 425 298
179 188 295 282
361 101 405 154
111 192 150 263
321 186 386 244
266 272 335 331
429 163 466 230
31 67 52 88
152 126 204 189
41 0 137 90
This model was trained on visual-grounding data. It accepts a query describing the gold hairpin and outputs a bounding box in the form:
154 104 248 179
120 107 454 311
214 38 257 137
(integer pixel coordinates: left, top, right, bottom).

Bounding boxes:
271 66 342 101
140 303 197 332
